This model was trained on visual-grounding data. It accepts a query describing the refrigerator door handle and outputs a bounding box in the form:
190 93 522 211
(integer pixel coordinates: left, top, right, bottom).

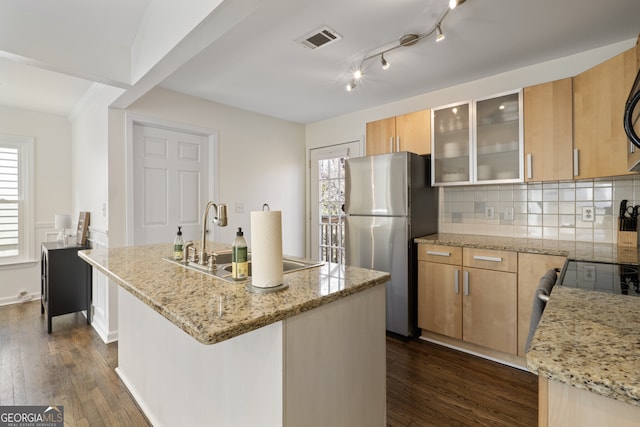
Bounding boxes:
454 269 460 294
463 271 469 296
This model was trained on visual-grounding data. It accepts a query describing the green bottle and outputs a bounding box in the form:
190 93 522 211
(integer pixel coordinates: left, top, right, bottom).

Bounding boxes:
174 226 184 261
232 227 248 280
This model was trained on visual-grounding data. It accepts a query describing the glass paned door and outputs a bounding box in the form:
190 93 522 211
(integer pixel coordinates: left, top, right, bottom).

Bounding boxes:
310 142 360 263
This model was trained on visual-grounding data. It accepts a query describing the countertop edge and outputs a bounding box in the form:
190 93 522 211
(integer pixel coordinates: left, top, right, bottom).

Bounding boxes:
414 234 570 257
79 250 390 345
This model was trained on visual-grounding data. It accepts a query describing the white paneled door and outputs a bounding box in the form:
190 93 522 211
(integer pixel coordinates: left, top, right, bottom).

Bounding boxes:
133 125 210 245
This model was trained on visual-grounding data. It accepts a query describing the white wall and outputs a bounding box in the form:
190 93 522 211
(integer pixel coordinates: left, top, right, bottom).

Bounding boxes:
0 106 71 305
109 87 306 256
71 85 124 232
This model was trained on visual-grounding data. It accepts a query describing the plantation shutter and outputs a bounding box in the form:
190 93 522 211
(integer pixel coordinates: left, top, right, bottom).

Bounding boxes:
0 147 19 257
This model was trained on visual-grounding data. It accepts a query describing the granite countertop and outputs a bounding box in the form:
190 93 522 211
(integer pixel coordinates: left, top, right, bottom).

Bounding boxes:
415 233 640 263
527 286 640 408
79 243 389 345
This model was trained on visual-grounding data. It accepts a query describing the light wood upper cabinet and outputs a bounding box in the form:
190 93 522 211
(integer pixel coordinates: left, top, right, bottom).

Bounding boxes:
365 117 395 156
366 110 430 156
573 47 637 179
523 78 574 182
517 253 566 358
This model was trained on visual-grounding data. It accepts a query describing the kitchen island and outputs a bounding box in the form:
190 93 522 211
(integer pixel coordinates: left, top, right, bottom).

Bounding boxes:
79 243 390 427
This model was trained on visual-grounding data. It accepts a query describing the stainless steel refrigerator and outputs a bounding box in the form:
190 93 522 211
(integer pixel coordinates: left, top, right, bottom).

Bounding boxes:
344 152 438 337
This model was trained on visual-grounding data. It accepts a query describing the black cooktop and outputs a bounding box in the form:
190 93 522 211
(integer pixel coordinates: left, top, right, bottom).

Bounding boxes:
558 260 640 297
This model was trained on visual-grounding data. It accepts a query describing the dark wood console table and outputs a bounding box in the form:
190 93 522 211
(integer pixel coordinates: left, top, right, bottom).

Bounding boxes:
41 242 92 333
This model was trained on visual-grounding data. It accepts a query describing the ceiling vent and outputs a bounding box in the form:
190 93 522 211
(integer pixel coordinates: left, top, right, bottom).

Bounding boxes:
298 26 342 50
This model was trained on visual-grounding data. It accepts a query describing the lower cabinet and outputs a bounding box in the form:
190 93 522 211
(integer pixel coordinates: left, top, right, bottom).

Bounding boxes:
418 245 518 356
462 266 517 354
418 260 462 339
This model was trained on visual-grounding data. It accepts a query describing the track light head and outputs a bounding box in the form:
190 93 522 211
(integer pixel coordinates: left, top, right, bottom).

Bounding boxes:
381 54 390 70
346 80 357 92
353 69 363 80
436 24 445 42
449 0 466 9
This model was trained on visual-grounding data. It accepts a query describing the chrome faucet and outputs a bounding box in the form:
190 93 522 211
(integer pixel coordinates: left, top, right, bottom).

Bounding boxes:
199 202 228 266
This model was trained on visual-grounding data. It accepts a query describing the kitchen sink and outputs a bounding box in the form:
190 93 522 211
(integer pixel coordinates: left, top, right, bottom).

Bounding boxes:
163 252 324 283
220 259 322 276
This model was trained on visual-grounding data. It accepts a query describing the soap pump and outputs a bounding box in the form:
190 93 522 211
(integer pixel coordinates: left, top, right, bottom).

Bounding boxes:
232 227 248 281
174 226 184 261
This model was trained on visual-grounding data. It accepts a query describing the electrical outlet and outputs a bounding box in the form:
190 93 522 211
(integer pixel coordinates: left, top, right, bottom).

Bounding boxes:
581 206 595 222
485 206 495 220
504 207 514 221
583 265 596 282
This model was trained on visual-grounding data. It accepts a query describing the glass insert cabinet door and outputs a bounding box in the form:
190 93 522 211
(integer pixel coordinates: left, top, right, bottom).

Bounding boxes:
475 91 522 183
431 90 523 186
431 101 472 185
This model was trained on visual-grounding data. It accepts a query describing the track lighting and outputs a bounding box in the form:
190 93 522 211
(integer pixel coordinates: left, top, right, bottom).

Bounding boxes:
345 0 469 92
436 24 445 42
381 55 390 70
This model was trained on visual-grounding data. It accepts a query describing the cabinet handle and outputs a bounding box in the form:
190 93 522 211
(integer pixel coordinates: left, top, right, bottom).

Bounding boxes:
454 269 460 294
389 137 394 153
473 255 503 262
573 149 579 176
426 250 451 257
396 137 400 152
463 271 469 296
526 153 533 179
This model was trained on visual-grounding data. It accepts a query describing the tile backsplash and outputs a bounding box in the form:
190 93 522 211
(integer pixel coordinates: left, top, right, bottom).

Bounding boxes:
438 175 640 244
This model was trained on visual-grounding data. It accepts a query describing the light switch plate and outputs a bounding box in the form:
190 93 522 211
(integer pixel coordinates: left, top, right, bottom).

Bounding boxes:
581 206 595 222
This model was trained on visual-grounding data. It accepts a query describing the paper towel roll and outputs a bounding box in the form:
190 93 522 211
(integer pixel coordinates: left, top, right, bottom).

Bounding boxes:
250 210 284 288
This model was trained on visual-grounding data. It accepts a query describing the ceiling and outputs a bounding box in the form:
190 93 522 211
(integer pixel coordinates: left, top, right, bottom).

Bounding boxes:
1 0 639 124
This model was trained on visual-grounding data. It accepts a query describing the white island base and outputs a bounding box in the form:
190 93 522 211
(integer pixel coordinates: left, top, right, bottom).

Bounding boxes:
116 284 386 427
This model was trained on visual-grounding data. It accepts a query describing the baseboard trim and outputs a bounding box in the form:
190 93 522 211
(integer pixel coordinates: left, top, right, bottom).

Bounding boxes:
0 292 40 307
116 367 158 427
92 320 118 344
419 331 528 371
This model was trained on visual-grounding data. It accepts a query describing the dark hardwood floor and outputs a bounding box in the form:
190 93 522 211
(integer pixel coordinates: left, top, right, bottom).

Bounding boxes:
0 301 537 426
0 300 150 426
386 335 538 426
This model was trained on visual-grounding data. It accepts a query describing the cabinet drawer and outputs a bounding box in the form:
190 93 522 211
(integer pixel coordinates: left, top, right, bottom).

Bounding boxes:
463 248 517 272
417 244 462 265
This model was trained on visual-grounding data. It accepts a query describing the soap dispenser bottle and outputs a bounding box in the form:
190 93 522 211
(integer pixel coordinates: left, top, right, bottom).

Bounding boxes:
232 227 248 281
174 226 184 261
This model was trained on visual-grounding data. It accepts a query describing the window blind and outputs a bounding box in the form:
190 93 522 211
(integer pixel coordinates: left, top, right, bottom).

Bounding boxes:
0 147 19 257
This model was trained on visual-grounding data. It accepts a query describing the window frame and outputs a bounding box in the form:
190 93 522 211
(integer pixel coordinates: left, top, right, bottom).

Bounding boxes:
0 134 35 266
